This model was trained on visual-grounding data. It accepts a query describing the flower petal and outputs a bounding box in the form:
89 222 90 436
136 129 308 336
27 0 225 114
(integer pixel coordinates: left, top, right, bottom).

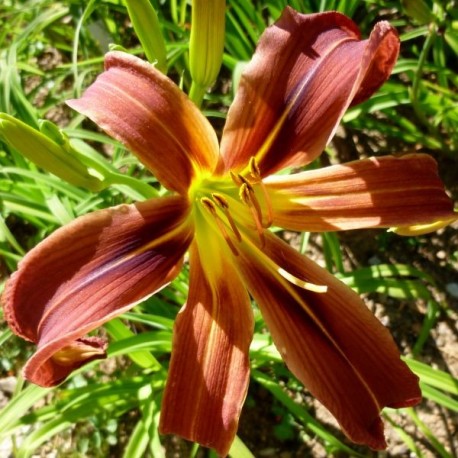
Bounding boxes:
160 241 253 456
265 154 455 232
219 8 399 176
67 51 219 194
234 232 421 449
2 196 193 387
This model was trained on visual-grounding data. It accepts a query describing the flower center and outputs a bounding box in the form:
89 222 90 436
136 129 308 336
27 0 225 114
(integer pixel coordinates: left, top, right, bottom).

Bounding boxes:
188 160 328 294
188 157 273 254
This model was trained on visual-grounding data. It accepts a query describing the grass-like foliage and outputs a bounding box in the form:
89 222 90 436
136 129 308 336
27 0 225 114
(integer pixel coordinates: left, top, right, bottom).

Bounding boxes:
0 1 457 457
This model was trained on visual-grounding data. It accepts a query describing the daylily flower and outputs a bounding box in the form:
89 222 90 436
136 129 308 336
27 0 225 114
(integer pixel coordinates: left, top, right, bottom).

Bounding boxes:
3 7 456 456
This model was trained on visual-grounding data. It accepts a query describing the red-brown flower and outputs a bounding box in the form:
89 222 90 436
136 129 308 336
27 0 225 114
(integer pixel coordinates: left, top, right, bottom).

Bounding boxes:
3 8 455 456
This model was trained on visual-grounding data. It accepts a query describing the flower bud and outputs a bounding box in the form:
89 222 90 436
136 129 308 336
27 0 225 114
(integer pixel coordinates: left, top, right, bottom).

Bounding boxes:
124 0 168 73
0 114 103 191
189 0 226 105
401 0 434 25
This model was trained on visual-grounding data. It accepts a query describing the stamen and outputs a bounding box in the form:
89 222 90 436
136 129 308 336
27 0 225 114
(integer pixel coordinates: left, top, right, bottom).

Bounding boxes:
201 196 217 213
240 183 263 229
230 170 243 186
52 342 105 366
278 268 328 293
201 197 239 256
248 187 264 227
257 181 273 228
238 173 250 186
249 156 261 179
211 192 229 209
248 157 273 228
233 158 273 236
240 183 265 247
212 193 242 242
239 182 251 205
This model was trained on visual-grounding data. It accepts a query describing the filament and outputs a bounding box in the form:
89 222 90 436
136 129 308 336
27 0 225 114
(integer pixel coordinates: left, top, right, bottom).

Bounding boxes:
212 193 242 242
201 197 239 256
248 157 273 228
240 183 265 247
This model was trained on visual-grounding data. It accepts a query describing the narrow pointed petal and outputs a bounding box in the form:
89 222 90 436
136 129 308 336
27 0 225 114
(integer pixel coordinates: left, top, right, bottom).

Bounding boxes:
67 51 219 194
2 196 193 387
219 8 399 176
235 233 421 449
160 242 253 456
265 154 455 232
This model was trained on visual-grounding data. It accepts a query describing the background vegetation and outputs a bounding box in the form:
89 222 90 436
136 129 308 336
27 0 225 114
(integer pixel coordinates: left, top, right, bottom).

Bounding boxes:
0 0 457 456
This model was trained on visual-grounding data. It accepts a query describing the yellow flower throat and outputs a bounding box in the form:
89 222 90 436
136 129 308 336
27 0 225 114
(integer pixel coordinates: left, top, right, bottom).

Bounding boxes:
188 158 273 256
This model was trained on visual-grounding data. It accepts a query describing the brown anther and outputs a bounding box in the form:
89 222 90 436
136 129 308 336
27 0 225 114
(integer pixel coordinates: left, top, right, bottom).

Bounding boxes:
246 158 272 226
212 193 242 242
237 173 253 188
201 197 217 214
212 193 229 209
232 163 270 243
239 183 265 247
230 171 243 186
249 156 261 179
240 183 263 227
239 183 251 205
200 197 239 256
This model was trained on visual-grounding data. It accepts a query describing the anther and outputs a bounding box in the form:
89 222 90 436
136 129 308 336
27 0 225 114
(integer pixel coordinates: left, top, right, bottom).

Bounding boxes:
240 183 263 227
248 157 273 228
212 193 242 242
200 197 239 256
201 196 217 213
249 156 261 179
239 182 251 205
230 171 243 186
240 183 265 247
237 173 252 188
212 193 229 209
